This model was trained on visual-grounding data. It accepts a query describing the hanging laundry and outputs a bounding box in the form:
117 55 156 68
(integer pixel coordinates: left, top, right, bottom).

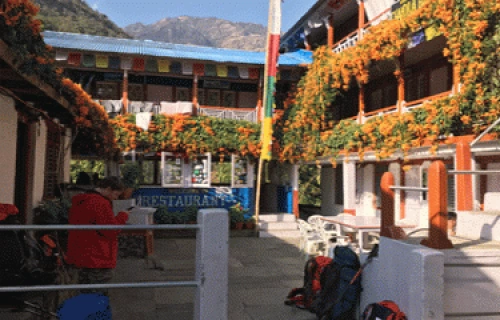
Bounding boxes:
135 112 152 131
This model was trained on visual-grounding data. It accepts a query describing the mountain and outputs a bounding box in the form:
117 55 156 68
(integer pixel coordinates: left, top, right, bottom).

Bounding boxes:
33 0 130 38
124 16 267 51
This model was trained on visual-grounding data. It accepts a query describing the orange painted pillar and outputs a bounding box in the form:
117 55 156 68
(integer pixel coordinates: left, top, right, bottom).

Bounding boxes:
327 15 334 49
358 85 365 124
453 64 460 93
122 69 129 114
257 78 263 123
358 0 365 38
396 55 405 114
192 74 199 116
380 171 395 238
421 161 453 249
456 140 473 211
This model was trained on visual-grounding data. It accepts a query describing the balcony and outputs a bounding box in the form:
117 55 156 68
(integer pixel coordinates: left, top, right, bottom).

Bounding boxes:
332 8 391 54
198 105 257 123
98 99 259 123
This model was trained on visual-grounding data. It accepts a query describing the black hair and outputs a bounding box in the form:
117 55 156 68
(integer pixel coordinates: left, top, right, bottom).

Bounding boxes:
96 176 125 191
448 211 457 220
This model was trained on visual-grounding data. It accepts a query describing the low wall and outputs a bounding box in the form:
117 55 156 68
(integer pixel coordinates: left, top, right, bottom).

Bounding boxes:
443 249 500 319
361 237 444 320
456 210 500 241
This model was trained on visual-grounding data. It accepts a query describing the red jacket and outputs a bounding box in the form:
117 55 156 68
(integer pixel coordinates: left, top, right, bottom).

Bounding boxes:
65 191 128 268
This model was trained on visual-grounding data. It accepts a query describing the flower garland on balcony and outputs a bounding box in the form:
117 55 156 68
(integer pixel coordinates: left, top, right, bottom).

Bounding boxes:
277 0 500 163
0 0 117 157
109 114 262 159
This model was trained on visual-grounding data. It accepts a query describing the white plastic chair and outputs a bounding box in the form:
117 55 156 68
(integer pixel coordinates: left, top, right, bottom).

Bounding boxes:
297 219 324 259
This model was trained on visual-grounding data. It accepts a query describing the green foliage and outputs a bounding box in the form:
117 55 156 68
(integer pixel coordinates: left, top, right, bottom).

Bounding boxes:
120 162 142 189
153 206 172 224
299 165 321 206
70 160 105 184
229 203 246 223
33 198 72 225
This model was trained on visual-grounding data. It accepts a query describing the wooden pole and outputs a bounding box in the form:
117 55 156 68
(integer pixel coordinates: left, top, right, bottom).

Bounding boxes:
254 158 264 227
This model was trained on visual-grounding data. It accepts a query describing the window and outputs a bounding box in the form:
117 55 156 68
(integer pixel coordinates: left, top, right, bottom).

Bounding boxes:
211 155 232 185
128 84 144 101
335 164 344 205
222 91 236 107
197 89 205 105
161 152 185 187
207 90 221 106
190 153 211 187
232 155 253 187
44 121 62 199
175 87 190 102
96 81 119 100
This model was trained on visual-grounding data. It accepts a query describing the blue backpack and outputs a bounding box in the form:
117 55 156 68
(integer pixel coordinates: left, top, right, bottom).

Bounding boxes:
315 246 362 320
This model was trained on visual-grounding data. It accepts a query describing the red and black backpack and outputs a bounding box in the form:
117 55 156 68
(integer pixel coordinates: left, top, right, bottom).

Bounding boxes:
362 300 408 320
285 256 332 311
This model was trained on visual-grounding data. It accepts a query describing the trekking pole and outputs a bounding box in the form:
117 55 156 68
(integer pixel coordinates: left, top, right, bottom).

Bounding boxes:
349 244 379 285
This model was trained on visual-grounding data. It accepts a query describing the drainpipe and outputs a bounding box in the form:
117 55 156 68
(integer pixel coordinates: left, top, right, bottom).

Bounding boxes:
455 140 473 211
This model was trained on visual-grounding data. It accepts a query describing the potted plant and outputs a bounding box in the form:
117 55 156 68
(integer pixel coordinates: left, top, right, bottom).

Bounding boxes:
120 162 141 199
244 216 256 230
229 203 246 230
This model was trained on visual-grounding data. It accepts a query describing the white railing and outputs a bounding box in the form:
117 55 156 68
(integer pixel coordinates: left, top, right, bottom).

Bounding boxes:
0 208 229 320
198 106 257 123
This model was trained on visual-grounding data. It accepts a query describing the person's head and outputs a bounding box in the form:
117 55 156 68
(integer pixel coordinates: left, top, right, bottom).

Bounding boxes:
96 176 125 201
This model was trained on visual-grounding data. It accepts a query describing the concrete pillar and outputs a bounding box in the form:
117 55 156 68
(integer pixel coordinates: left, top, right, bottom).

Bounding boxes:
380 171 395 237
194 208 229 320
455 140 473 211
343 160 357 214
421 161 453 249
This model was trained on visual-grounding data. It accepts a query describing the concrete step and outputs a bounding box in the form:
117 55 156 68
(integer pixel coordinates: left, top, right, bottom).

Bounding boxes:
259 221 299 231
259 229 302 238
259 213 296 223
258 214 300 239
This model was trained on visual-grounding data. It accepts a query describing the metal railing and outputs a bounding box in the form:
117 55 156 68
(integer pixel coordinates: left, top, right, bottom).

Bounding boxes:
0 208 229 320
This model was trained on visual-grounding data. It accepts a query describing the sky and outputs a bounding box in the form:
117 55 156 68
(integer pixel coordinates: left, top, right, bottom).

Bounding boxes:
85 0 317 32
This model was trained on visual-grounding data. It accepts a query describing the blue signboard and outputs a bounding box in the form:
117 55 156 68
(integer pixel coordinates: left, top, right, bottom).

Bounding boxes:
133 187 255 217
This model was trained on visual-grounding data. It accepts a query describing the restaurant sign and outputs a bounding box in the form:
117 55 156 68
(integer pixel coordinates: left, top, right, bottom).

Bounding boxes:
133 187 254 214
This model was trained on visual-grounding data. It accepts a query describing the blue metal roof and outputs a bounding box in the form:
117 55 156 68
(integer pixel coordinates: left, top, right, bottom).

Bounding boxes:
43 31 312 67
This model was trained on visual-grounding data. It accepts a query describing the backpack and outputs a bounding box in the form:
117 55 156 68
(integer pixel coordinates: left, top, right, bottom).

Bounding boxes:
362 300 408 320
0 213 59 287
316 246 362 320
285 256 333 311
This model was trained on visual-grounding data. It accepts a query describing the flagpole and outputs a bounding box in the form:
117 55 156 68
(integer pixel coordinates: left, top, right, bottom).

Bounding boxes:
255 0 281 229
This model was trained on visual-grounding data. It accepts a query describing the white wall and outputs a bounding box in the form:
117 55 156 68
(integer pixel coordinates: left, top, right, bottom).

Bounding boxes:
0 94 18 204
361 237 445 320
443 249 500 318
31 121 48 208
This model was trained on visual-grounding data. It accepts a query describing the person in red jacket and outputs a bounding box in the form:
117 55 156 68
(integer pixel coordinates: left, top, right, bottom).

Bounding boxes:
65 176 130 296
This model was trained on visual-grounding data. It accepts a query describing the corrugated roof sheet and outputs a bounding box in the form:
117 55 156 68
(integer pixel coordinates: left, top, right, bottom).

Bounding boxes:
43 31 312 66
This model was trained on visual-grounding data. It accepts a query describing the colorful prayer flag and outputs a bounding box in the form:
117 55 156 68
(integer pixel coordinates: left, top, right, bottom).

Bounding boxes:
260 0 281 161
